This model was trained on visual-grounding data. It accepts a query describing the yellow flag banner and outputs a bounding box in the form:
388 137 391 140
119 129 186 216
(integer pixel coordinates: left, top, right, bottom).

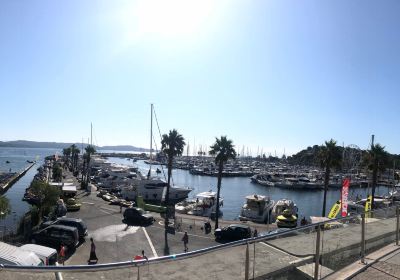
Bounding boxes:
365 195 372 213
328 200 341 219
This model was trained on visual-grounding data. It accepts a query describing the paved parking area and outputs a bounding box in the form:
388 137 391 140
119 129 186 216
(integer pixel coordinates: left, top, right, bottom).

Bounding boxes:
63 182 218 264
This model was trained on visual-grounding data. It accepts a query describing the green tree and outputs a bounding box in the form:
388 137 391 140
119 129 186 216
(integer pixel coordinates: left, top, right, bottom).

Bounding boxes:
52 162 63 182
70 144 80 173
62 147 71 169
84 145 96 185
0 195 10 219
318 139 342 217
364 143 388 208
209 136 236 229
30 181 61 219
161 129 185 255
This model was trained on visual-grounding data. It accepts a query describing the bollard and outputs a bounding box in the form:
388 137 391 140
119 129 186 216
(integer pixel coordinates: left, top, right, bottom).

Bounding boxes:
397 207 399 246
245 242 250 280
314 225 321 280
361 213 366 263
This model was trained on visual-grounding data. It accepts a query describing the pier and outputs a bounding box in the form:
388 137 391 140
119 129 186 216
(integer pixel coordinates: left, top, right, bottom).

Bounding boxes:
0 162 36 193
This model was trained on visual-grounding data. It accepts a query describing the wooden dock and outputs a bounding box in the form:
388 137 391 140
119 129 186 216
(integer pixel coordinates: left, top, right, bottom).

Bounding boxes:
0 162 36 193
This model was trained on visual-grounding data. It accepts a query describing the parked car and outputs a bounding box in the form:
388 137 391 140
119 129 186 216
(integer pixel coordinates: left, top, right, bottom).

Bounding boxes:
214 224 252 241
31 225 79 250
40 217 88 239
20 244 58 265
123 207 154 225
66 198 81 211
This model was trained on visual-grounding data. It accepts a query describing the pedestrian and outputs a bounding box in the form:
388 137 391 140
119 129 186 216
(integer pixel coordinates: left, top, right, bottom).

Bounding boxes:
88 238 98 264
120 204 123 213
59 243 65 265
182 231 189 252
134 250 148 261
253 229 258 237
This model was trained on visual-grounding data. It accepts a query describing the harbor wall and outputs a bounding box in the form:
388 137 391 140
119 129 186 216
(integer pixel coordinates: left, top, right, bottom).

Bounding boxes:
0 162 36 193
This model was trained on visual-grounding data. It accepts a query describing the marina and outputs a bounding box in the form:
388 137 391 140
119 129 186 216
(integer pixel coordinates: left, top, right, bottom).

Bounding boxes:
0 147 397 233
101 156 395 221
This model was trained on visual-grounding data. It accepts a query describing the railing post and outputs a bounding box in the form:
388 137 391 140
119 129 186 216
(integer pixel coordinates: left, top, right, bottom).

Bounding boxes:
245 242 249 280
361 213 366 263
396 206 399 246
253 241 256 280
314 225 321 280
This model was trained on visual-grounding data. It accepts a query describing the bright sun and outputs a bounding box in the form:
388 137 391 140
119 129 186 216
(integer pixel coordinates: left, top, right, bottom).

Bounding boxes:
138 0 215 37
119 0 216 43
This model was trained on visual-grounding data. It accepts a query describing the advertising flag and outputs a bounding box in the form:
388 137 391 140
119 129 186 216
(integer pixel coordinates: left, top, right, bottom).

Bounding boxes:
328 200 341 219
341 178 350 217
365 195 372 213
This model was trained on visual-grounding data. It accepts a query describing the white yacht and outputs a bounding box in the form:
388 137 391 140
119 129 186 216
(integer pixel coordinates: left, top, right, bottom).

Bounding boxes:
186 191 223 217
120 178 192 203
239 194 275 223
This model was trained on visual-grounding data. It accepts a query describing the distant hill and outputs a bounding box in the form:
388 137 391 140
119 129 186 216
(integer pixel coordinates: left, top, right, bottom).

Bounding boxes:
0 140 150 152
287 144 400 169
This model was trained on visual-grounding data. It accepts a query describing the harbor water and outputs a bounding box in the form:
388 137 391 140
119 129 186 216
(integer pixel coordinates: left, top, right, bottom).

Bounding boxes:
0 147 60 232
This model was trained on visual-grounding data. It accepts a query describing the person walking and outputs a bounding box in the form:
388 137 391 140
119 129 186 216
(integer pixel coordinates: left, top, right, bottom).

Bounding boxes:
88 238 98 264
182 232 189 252
59 244 65 265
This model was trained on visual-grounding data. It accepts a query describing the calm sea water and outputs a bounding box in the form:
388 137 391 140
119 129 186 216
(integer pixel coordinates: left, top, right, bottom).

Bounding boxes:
106 157 393 221
0 147 60 232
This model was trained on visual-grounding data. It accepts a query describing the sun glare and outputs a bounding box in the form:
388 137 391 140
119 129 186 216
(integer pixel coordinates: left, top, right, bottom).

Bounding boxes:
137 0 214 36
119 0 216 44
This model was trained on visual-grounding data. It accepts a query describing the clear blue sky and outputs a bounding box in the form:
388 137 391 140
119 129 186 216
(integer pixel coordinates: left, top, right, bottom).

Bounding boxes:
1 0 399 155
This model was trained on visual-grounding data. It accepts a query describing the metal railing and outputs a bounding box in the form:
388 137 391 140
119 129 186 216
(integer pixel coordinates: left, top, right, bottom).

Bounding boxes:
1 205 400 280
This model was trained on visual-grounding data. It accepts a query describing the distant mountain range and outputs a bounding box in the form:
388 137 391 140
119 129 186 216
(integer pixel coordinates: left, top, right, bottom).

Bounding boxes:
0 140 150 152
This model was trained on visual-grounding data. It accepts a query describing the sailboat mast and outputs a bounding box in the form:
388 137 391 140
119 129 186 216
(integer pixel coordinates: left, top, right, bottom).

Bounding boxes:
150 104 153 160
90 123 93 146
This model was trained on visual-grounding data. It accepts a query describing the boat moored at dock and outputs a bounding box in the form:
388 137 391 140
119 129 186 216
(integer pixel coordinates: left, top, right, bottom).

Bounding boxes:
239 194 274 223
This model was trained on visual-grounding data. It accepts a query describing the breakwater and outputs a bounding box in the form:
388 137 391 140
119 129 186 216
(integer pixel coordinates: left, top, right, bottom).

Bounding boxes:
0 162 36 193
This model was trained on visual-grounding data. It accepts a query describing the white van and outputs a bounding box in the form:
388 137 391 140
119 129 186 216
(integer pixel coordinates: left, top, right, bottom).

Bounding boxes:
20 244 58 266
0 242 43 266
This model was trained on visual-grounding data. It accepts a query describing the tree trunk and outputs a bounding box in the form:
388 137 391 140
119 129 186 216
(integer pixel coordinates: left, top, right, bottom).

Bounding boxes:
371 165 377 209
322 166 330 217
86 154 91 185
215 161 223 230
164 157 172 255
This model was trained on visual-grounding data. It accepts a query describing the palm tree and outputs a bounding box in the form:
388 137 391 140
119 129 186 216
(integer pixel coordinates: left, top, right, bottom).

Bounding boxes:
318 139 342 217
209 136 236 229
365 143 388 209
161 129 185 255
84 145 96 185
70 145 80 173
62 147 71 169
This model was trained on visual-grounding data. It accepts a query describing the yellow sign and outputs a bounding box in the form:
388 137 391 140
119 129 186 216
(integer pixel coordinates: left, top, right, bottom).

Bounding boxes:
328 200 341 219
365 195 372 212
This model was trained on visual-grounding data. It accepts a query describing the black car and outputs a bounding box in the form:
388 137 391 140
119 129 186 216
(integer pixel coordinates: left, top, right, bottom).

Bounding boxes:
31 225 80 250
40 217 88 239
123 207 154 225
214 224 252 241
